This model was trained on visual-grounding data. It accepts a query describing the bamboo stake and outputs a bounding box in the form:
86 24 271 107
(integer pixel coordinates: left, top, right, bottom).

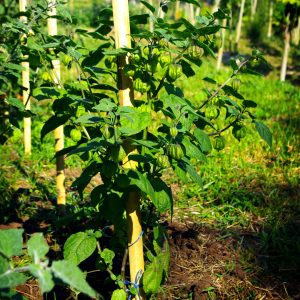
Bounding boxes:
149 0 154 32
20 0 31 154
280 24 290 82
235 0 245 52
112 1 145 299
175 0 180 21
267 0 273 38
48 7 66 214
217 18 227 70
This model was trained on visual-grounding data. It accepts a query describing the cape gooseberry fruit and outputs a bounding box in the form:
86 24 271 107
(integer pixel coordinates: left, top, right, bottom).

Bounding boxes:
64 125 74 138
143 46 150 56
116 174 131 188
103 126 114 139
212 96 225 107
156 154 171 169
134 69 144 80
102 160 118 178
131 53 141 64
133 78 151 93
205 106 219 120
29 54 40 67
187 45 204 59
146 59 161 73
232 79 242 91
138 104 151 113
62 54 72 67
159 38 166 47
167 64 182 82
213 136 226 151
104 59 116 69
123 65 136 77
158 54 172 68
75 105 86 118
169 144 185 160
152 48 161 58
170 127 178 138
232 124 247 140
109 144 127 163
9 129 21 143
80 151 92 162
70 129 82 142
42 72 52 83
27 29 35 36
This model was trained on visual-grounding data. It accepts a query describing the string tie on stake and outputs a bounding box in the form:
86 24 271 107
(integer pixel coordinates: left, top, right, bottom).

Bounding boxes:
124 269 143 300
128 229 144 248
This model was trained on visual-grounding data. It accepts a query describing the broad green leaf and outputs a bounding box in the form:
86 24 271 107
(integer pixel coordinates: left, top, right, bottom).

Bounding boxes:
74 115 104 124
242 67 264 76
180 17 197 32
1 63 26 72
179 0 200 7
128 139 159 149
222 85 244 99
163 82 184 98
6 98 25 110
223 97 240 109
0 288 29 299
0 256 9 274
55 211 84 229
53 145 78 159
27 37 43 51
128 169 156 202
197 25 221 35
91 84 118 93
242 100 257 108
255 120 272 148
120 112 152 133
128 154 153 163
91 185 107 207
180 162 203 189
27 233 49 263
0 272 27 289
174 164 189 184
140 0 155 13
100 248 115 264
193 128 212 155
202 77 217 84
41 115 69 142
159 234 170 283
182 137 207 163
196 41 217 60
29 264 54 294
179 60 195 78
56 4 72 22
143 256 164 298
52 261 96 297
151 178 173 213
258 55 272 68
111 289 126 300
0 229 24 258
229 59 239 70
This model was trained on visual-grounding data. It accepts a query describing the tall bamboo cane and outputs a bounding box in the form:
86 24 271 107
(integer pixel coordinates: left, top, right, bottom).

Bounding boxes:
235 0 245 52
112 1 146 299
267 0 274 38
48 8 66 214
217 18 227 70
20 0 31 154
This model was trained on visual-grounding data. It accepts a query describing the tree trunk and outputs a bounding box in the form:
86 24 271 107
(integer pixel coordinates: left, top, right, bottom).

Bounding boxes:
112 1 145 299
217 18 227 70
20 0 31 155
48 8 66 214
267 0 273 38
280 31 290 82
235 0 245 52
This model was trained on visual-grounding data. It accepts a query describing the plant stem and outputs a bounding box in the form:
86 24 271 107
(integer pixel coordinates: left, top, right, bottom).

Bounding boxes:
121 248 128 290
207 120 237 136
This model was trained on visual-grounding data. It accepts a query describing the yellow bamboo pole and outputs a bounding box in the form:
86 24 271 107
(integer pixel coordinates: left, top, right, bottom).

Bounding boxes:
48 8 66 214
112 1 145 299
20 0 31 154
217 18 227 70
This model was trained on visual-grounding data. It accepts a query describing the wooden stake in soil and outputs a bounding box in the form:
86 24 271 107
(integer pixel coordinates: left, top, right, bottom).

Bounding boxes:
48 8 66 214
112 1 145 299
20 0 31 154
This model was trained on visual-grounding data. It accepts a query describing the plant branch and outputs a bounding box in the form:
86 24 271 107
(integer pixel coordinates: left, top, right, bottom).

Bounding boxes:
207 120 237 136
121 248 128 290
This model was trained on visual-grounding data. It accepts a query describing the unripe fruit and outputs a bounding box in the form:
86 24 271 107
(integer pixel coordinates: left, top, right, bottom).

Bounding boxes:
62 54 72 67
103 126 114 139
106 55 116 63
116 174 131 188
143 46 150 56
212 96 225 107
123 65 136 77
134 69 144 80
152 48 161 58
131 53 141 64
75 105 86 118
146 59 161 73
232 124 247 140
29 54 40 67
105 59 116 69
169 144 185 160
42 72 52 83
70 129 82 142
138 104 151 113
109 144 127 163
213 136 226 151
27 29 35 36
156 154 171 169
158 54 172 68
133 78 151 93
232 79 242 91
64 125 74 138
159 38 166 47
198 36 205 43
102 160 118 178
170 127 178 138
9 129 21 143
80 151 92 162
205 106 219 120
187 45 204 59
167 64 182 82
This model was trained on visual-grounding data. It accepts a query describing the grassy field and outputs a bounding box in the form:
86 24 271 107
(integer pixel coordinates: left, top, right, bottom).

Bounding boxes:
1 11 300 299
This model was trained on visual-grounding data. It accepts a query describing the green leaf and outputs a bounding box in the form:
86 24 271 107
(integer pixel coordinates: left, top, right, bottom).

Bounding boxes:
242 67 264 76
180 162 203 189
6 98 25 110
163 82 184 98
27 37 44 51
222 85 244 100
193 128 212 155
1 63 26 72
56 4 72 23
41 115 69 142
202 77 217 84
74 115 104 124
0 288 29 300
128 139 159 149
196 41 217 60
258 55 272 68
255 120 272 148
64 232 97 265
100 248 115 264
27 233 49 263
111 289 127 300
128 154 153 163
91 185 107 207
0 256 9 275
128 169 156 202
0 272 27 289
120 112 152 133
143 256 164 298
54 211 84 229
179 60 195 78
197 25 221 35
180 17 197 33
182 137 207 163
140 0 155 13
151 178 173 213
53 145 78 159
29 265 54 294
242 100 257 108
229 59 239 70
0 229 24 258
174 164 189 184
91 84 118 93
179 0 200 7
52 261 96 297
